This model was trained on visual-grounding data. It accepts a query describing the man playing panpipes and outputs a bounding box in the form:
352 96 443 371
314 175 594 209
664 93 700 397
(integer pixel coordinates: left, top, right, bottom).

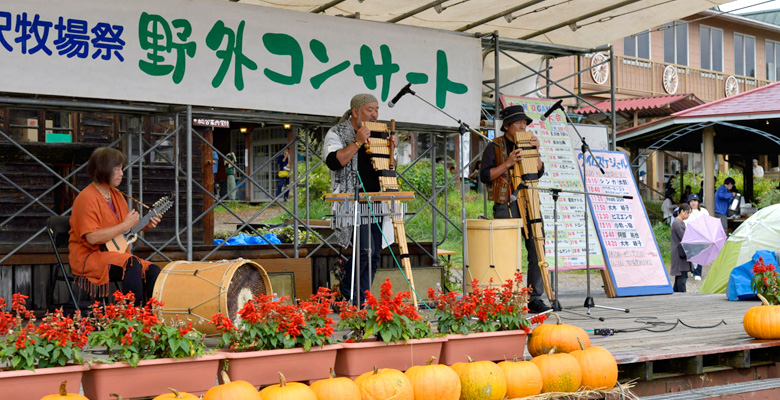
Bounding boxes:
479 105 551 313
323 93 396 305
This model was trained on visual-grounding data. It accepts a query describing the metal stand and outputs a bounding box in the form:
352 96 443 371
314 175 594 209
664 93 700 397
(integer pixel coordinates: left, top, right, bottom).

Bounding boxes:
523 184 631 313
560 111 629 315
387 85 491 292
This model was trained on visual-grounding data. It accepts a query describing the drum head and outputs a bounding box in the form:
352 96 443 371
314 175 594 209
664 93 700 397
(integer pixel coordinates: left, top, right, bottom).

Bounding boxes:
227 262 269 320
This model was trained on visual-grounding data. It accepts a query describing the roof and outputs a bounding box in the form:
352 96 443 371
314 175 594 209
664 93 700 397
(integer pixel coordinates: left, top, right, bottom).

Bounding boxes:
232 0 732 50
739 9 780 26
574 94 703 117
617 80 780 142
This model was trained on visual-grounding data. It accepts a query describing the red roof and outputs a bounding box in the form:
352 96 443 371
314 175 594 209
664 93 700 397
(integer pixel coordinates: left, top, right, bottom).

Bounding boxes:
574 94 703 116
618 81 780 137
673 80 780 119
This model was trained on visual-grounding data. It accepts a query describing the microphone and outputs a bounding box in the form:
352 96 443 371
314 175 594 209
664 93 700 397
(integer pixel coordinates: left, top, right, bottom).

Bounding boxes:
388 83 414 108
541 99 564 121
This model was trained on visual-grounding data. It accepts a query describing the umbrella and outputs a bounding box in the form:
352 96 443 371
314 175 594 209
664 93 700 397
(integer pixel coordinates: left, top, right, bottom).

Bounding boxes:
681 215 727 266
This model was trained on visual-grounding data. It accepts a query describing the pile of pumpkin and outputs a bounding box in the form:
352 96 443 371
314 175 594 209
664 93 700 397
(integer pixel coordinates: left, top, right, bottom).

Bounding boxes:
44 315 618 400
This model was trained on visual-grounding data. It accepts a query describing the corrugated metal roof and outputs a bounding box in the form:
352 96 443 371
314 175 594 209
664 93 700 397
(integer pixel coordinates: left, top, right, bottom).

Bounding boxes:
574 94 703 116
740 9 780 26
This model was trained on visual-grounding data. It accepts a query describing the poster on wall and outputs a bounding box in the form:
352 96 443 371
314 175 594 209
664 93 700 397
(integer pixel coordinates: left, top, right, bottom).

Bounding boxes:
576 150 673 296
499 95 607 273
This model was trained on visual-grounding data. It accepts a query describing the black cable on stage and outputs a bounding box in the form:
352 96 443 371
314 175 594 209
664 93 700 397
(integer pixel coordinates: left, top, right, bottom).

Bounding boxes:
615 318 726 334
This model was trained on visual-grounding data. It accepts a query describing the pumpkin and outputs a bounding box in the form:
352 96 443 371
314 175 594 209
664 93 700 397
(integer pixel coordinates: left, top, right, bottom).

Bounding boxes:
451 356 507 400
528 312 591 355
310 368 361 400
570 337 618 390
744 294 780 339
152 388 200 400
203 371 262 400
40 381 89 400
259 372 317 400
497 356 543 398
354 366 414 400
530 348 582 393
404 357 461 400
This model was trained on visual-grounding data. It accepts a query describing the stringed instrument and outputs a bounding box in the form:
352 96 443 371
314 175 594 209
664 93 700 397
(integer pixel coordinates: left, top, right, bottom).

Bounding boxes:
102 195 174 253
512 131 554 301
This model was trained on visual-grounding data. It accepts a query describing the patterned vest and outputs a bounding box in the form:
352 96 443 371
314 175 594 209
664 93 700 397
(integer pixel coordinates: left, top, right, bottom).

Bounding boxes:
487 137 512 204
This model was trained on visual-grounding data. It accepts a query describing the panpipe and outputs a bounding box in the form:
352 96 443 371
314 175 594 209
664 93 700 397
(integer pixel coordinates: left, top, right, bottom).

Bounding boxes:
512 130 553 302
363 120 418 307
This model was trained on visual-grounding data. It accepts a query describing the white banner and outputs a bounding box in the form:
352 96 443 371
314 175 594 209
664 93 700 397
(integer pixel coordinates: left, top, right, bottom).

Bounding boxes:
0 0 482 127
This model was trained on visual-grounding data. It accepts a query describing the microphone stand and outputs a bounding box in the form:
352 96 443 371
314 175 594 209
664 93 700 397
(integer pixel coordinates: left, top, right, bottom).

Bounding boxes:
389 86 491 298
560 111 629 315
522 184 631 314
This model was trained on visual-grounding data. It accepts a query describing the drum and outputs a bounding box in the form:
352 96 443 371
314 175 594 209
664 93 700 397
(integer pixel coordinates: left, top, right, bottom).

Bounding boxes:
465 219 523 293
152 259 273 334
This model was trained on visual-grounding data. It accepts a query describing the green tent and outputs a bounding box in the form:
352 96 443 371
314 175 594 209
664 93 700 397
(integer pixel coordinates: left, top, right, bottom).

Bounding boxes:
700 204 780 294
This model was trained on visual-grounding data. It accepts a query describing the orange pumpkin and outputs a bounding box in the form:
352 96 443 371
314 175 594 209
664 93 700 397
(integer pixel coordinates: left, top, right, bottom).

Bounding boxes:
451 356 507 400
259 372 317 400
39 381 89 400
497 356 543 398
310 368 361 400
744 294 780 339
354 366 413 400
203 371 262 400
570 338 618 390
531 348 582 393
404 357 460 400
528 312 591 355
152 388 199 400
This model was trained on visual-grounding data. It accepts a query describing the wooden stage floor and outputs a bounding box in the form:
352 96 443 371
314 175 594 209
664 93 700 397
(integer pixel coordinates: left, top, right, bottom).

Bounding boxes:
544 289 780 396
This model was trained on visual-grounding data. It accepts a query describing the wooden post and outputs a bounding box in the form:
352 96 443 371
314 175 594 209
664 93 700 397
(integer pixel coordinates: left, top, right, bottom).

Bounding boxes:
703 126 715 214
203 129 215 245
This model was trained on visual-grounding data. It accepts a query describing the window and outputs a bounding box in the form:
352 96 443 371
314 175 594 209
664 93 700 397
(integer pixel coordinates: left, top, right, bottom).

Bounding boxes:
663 22 688 65
6 109 74 143
624 30 650 59
700 26 723 72
734 33 755 77
767 40 780 81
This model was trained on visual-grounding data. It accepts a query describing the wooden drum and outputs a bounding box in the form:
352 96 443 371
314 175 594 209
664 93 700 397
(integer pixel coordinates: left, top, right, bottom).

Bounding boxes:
465 219 523 293
152 259 273 334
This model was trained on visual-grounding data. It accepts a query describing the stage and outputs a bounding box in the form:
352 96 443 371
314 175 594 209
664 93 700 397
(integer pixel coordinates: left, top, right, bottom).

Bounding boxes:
547 289 780 398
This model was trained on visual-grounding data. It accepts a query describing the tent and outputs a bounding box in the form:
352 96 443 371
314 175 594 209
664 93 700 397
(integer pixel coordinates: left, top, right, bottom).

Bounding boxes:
700 204 780 294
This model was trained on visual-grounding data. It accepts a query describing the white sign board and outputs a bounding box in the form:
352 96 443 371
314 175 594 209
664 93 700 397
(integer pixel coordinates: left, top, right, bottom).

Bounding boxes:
567 124 609 151
0 0 482 127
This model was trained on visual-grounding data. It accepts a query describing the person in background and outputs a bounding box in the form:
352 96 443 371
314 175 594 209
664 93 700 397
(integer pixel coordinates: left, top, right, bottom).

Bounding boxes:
276 147 290 201
671 203 692 292
680 185 692 205
211 149 219 195
753 159 764 178
225 151 238 201
714 177 736 231
467 161 481 191
685 193 709 281
662 191 676 225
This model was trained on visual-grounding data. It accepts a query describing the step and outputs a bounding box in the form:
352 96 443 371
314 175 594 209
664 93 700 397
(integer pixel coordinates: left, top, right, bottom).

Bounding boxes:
642 377 780 400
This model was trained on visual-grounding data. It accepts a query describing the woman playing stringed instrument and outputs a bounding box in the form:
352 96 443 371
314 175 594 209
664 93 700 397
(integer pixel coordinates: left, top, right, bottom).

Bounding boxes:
479 105 551 313
69 147 162 306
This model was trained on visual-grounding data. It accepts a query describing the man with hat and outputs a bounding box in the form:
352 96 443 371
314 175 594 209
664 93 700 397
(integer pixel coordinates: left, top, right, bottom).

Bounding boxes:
479 105 550 313
323 93 396 305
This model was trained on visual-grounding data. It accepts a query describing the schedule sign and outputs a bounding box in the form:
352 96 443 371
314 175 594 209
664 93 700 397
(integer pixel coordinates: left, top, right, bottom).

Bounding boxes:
576 150 672 296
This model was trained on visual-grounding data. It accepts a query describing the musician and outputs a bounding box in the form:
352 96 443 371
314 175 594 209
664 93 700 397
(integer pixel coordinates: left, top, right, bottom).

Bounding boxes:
479 105 551 313
69 147 162 306
323 93 396 305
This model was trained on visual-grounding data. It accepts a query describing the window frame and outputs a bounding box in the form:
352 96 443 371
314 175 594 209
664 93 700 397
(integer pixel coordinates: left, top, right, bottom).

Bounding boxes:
734 32 756 78
623 30 651 60
663 21 689 66
700 25 724 73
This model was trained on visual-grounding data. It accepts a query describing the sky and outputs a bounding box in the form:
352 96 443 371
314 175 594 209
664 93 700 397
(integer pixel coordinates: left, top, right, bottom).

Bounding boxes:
720 0 780 13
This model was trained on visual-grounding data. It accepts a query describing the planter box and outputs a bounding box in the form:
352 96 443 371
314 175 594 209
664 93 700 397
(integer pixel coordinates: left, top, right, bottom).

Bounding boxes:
439 330 527 364
82 353 224 400
221 344 341 387
335 337 446 379
0 364 88 400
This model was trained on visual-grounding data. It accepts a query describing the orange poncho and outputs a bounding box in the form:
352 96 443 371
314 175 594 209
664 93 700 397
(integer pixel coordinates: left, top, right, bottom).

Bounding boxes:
68 184 152 293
